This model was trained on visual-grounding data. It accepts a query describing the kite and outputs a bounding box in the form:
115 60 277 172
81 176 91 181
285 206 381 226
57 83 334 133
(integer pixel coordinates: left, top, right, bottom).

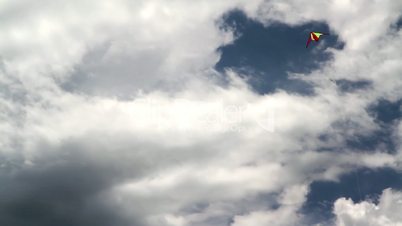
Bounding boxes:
306 32 328 48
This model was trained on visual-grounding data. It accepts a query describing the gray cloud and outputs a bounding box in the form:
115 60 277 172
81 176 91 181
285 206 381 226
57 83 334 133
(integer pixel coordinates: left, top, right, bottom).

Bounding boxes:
0 156 135 226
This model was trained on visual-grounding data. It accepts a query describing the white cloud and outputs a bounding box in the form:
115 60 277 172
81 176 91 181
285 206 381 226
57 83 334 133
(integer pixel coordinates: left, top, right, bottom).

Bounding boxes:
0 0 263 95
230 185 308 226
0 0 401 225
334 189 402 226
255 0 402 49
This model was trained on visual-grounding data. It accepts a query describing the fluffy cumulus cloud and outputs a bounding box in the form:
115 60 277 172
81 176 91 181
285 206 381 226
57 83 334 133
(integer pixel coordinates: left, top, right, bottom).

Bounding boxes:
0 0 402 225
334 189 402 226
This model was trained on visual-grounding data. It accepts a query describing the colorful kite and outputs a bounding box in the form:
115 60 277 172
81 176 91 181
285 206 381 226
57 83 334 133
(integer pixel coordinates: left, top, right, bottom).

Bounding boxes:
306 32 328 48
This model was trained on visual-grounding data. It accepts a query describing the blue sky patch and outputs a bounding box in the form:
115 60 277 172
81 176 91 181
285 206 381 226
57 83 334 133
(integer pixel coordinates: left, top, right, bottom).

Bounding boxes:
334 79 372 93
318 98 400 153
345 98 402 153
303 167 402 224
394 16 402 30
216 10 344 95
369 99 402 124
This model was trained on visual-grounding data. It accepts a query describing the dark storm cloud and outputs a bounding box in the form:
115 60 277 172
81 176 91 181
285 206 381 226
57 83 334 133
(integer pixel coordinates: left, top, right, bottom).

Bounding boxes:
0 169 128 226
302 167 402 225
0 147 139 226
0 133 233 226
216 10 344 95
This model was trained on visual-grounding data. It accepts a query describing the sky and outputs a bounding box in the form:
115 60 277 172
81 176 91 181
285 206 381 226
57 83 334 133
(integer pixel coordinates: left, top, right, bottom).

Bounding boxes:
0 0 402 226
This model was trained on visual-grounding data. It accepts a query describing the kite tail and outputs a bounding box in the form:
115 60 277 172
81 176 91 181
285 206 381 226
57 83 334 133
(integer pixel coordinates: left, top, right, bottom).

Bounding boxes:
306 37 312 48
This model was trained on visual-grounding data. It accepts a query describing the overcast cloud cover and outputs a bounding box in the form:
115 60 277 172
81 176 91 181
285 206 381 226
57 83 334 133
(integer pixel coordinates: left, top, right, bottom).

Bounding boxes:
0 0 401 225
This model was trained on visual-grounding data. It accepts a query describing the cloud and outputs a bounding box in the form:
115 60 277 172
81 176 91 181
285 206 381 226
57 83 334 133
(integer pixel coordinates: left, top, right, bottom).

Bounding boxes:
254 0 402 48
334 188 402 226
0 82 394 225
0 156 136 226
0 0 264 96
230 185 308 226
0 0 401 225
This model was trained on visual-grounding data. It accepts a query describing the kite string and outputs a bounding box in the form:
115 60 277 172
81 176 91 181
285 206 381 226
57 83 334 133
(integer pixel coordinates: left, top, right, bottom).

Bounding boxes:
354 170 363 201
